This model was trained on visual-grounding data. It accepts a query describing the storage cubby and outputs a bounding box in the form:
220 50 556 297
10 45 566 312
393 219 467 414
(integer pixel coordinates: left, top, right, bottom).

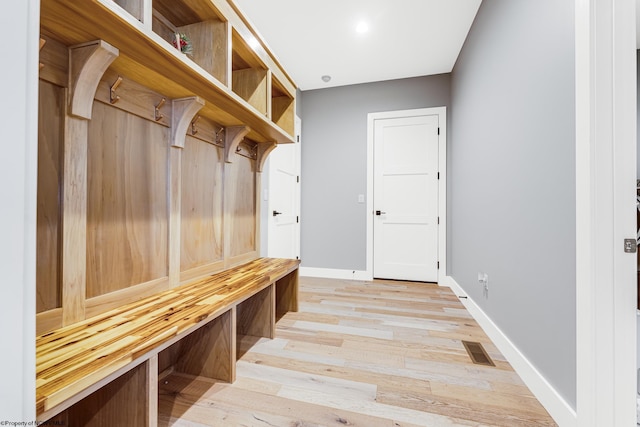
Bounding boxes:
152 0 229 84
237 285 275 341
158 309 235 383
45 361 152 426
271 76 295 136
178 19 229 84
232 30 268 115
112 0 144 22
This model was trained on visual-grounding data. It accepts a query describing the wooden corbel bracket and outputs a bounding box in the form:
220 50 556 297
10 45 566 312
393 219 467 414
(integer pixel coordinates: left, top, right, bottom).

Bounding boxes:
224 126 251 163
256 142 278 173
69 40 119 119
171 97 205 148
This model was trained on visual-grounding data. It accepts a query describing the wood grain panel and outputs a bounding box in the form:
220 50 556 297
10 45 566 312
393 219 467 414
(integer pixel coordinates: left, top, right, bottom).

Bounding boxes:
168 146 181 287
179 260 225 284
272 95 295 135
180 135 224 272
87 101 169 297
37 258 299 417
64 360 149 426
85 277 169 318
178 19 228 84
37 80 64 313
61 116 88 325
36 309 63 336
237 284 274 340
39 34 69 87
113 0 143 21
174 309 235 382
95 69 172 127
153 0 224 27
226 155 256 258
151 10 177 45
276 268 299 319
232 68 268 115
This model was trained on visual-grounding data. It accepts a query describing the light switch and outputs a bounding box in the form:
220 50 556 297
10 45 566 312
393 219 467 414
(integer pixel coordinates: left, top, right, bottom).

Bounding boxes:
357 194 365 203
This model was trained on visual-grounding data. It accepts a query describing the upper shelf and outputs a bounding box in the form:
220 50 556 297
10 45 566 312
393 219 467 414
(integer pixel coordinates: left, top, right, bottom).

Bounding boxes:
40 0 297 144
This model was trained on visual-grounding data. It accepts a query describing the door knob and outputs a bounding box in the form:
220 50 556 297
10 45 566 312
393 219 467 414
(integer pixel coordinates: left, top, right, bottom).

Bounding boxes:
273 210 283 216
375 210 386 216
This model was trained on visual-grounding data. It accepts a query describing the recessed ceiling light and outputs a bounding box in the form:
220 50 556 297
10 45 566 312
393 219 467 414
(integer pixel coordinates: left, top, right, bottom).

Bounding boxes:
356 21 369 34
321 75 331 83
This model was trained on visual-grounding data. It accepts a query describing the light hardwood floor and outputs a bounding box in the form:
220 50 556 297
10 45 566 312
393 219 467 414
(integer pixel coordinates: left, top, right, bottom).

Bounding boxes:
158 277 557 426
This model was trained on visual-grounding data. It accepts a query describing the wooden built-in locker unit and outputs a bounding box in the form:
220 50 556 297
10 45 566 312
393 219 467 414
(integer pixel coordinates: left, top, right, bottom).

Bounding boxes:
36 0 296 423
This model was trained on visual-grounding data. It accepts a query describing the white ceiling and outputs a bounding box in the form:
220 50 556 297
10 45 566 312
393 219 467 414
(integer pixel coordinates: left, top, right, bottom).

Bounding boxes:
233 0 483 91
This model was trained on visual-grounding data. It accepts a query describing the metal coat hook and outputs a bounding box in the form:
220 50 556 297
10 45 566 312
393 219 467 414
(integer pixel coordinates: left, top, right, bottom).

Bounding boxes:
190 115 200 135
154 98 165 121
215 126 225 145
110 76 123 104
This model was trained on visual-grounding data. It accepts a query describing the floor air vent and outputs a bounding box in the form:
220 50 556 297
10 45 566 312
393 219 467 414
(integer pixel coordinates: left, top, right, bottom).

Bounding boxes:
462 340 495 366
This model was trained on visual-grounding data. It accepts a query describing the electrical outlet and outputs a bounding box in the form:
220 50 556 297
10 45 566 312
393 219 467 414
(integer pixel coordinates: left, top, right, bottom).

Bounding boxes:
478 272 489 294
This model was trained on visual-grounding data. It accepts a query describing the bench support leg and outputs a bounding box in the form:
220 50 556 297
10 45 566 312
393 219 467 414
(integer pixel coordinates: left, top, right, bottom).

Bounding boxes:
276 268 299 319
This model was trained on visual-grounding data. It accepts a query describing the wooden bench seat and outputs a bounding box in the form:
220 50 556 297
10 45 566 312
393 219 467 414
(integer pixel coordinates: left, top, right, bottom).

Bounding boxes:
36 257 299 421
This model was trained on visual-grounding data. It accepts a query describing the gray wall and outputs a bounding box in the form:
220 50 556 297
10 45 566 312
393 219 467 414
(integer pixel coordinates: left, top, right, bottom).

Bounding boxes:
300 75 450 270
450 0 576 408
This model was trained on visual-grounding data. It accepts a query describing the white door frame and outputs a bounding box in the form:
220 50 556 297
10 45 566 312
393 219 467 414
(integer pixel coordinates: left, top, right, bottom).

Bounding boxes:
3 0 39 419
366 107 447 283
575 0 636 425
265 114 301 259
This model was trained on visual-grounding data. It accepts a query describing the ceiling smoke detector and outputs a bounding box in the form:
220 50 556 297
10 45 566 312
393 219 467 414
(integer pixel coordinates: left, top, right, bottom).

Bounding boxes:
321 75 331 83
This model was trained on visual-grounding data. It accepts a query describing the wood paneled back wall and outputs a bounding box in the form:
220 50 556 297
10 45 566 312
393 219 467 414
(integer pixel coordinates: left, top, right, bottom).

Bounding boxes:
36 34 260 335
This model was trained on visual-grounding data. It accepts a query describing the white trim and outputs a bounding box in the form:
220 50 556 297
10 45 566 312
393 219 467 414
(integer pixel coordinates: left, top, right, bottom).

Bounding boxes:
300 267 372 281
0 0 39 419
575 0 637 426
445 277 577 426
366 107 447 284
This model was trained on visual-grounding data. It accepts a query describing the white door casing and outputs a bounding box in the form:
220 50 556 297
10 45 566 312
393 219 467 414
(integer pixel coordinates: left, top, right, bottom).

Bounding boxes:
575 0 636 425
373 114 440 282
267 115 301 259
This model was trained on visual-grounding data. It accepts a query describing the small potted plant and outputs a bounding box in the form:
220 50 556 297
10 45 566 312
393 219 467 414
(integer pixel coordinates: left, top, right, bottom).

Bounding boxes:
172 33 193 56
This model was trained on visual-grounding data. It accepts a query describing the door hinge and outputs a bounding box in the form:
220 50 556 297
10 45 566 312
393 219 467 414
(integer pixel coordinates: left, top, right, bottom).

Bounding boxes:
437 261 440 269
437 127 440 135
296 216 299 223
297 175 300 183
437 216 440 225
296 256 299 260
437 172 440 180
297 135 300 143
624 238 637 253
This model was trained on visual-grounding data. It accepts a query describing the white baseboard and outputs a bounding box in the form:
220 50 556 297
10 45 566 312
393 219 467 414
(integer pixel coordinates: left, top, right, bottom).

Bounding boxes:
445 276 577 427
299 267 372 281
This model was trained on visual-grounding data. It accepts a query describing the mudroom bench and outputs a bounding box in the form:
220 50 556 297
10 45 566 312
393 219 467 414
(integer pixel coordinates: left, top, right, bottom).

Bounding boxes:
36 257 300 425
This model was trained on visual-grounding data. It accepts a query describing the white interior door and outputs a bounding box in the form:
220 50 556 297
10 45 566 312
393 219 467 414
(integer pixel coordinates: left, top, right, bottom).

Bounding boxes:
267 116 301 259
373 114 439 282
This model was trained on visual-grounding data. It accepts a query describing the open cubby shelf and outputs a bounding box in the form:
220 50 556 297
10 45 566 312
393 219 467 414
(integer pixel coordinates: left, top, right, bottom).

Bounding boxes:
42 0 295 144
271 75 295 136
231 29 268 116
